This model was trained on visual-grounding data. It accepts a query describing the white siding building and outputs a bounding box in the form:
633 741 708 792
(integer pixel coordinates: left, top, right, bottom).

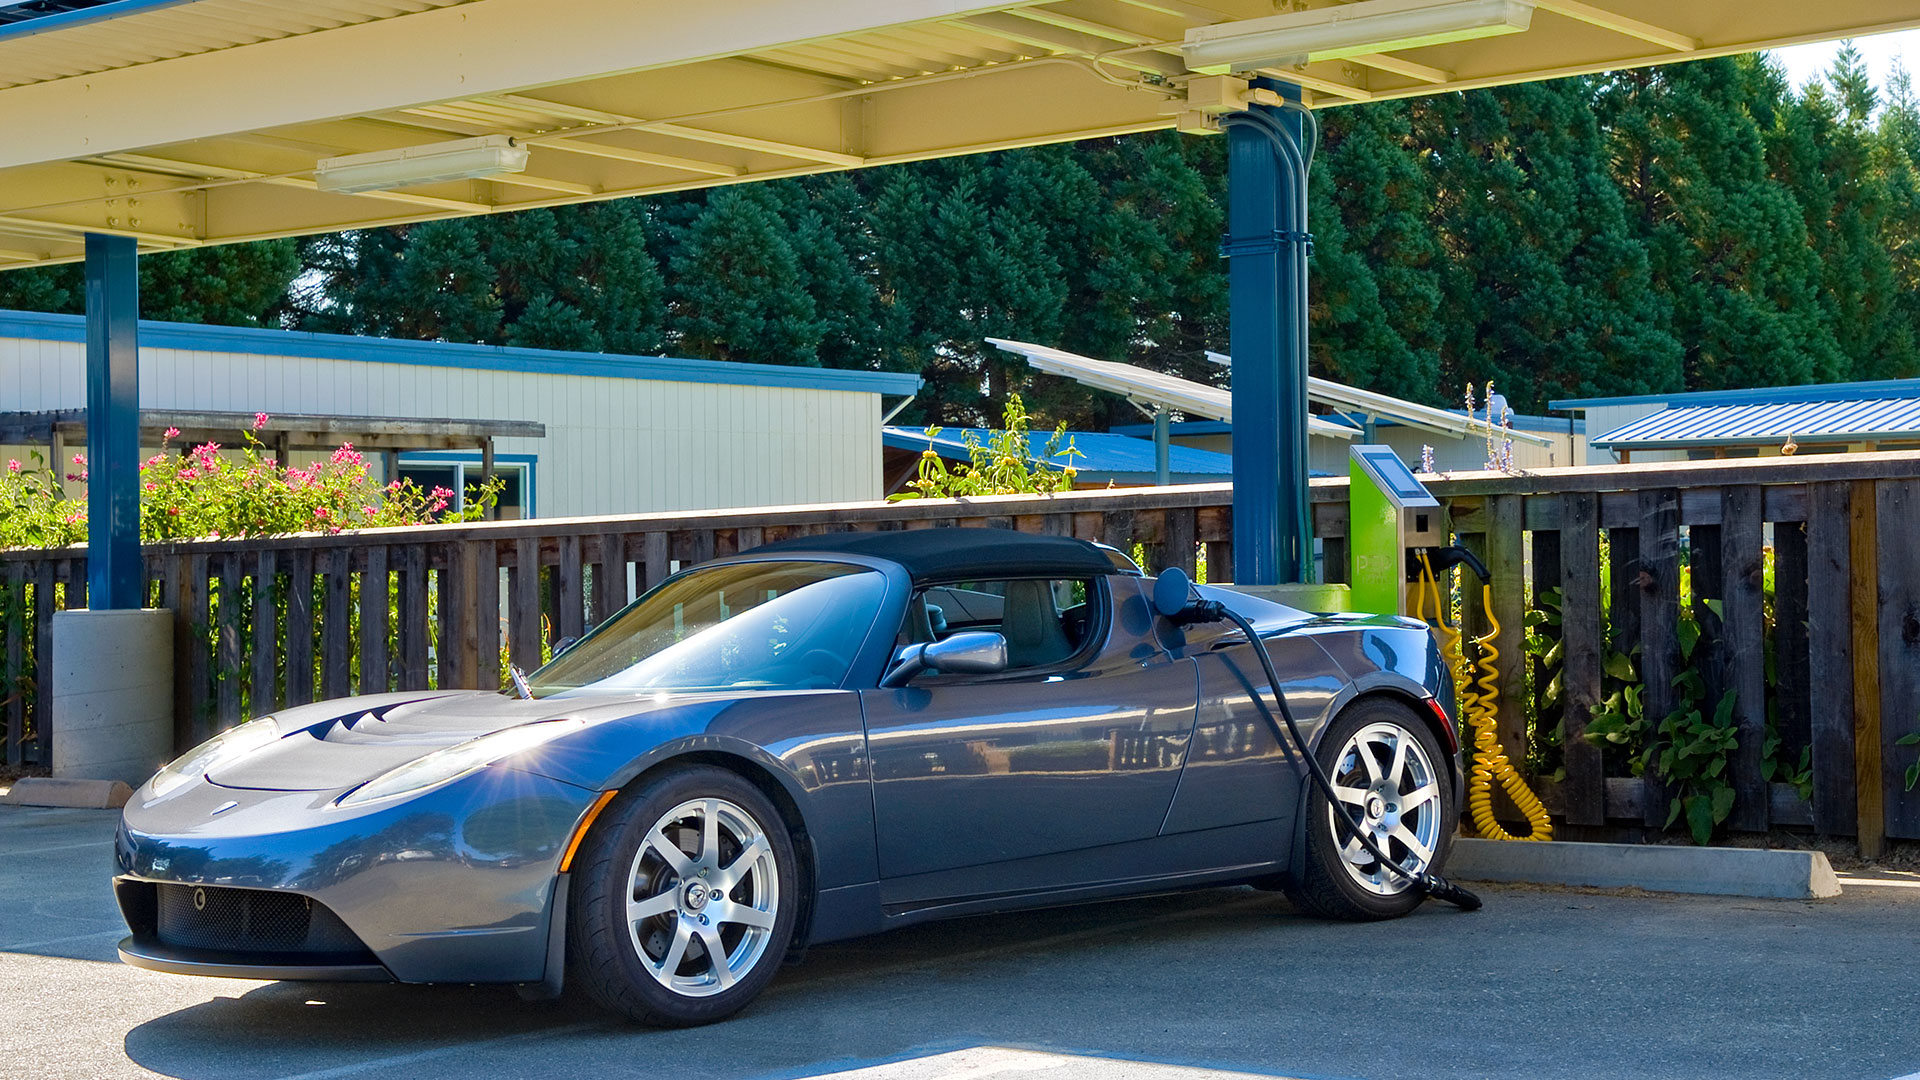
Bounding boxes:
1 310 919 517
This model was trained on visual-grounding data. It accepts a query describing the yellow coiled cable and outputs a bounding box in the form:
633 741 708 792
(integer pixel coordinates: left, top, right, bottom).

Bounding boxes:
1413 553 1553 842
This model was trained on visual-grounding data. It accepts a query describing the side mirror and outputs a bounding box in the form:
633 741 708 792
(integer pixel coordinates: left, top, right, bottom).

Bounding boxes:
880 631 1008 687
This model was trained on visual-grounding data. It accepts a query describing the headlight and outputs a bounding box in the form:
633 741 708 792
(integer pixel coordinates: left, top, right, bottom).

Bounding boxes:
147 716 282 799
335 719 584 807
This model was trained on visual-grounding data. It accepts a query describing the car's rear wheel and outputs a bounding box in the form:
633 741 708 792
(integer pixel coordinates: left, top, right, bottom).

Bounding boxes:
1286 697 1454 921
568 766 798 1026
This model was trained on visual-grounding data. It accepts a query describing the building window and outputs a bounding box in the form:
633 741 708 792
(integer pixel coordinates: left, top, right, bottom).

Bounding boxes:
396 457 532 519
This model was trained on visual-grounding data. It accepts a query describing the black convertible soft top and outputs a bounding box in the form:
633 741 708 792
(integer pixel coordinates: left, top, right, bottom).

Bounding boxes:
741 527 1116 584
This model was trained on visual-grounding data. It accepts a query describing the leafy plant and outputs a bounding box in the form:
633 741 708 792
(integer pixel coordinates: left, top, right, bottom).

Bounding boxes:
1762 712 1814 802
0 417 499 550
1583 602 1742 845
1898 731 1920 793
1521 585 1566 780
890 394 1080 501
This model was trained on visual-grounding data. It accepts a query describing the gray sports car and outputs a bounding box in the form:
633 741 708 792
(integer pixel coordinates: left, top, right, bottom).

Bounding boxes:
115 528 1462 1026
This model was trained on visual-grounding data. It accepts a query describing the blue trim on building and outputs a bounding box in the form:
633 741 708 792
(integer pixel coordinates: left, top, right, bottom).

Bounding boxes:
1551 378 1920 411
0 309 923 397
0 0 198 43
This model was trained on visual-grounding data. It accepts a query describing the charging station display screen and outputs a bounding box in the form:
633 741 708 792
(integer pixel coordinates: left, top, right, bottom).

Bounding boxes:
1353 447 1435 504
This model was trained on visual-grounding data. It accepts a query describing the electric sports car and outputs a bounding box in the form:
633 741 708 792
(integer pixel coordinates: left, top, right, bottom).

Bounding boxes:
115 527 1462 1026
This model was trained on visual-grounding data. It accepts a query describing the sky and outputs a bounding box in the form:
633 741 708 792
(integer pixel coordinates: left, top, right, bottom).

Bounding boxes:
1768 28 1920 97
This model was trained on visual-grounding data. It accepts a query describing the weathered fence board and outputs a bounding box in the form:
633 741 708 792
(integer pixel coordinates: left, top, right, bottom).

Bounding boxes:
1635 488 1682 829
1805 482 1857 836
1559 492 1604 827
1850 480 1885 857
360 545 389 696
1720 485 1768 833
1877 479 1920 840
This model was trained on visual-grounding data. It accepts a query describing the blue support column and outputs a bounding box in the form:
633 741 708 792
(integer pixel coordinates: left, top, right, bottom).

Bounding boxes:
1223 81 1313 585
84 234 143 610
1153 406 1171 487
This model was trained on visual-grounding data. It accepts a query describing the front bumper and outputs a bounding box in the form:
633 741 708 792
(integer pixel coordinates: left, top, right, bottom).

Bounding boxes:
118 937 392 982
115 765 597 984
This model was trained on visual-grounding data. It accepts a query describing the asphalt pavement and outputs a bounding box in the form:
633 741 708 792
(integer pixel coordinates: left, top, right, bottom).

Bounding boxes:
3 803 1918 1080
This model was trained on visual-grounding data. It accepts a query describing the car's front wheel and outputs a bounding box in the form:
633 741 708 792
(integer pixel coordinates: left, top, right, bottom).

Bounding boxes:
1286 697 1455 921
568 766 798 1026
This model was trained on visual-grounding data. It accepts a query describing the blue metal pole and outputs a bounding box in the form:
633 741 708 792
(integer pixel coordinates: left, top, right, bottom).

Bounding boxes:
84 234 143 610
1224 81 1312 585
1153 407 1171 486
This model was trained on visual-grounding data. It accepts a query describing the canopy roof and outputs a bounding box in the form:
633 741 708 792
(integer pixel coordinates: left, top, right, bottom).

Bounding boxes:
3 0 1917 268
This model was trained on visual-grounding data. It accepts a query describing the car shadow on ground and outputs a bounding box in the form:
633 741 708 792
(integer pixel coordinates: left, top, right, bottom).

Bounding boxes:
121 886 1317 1080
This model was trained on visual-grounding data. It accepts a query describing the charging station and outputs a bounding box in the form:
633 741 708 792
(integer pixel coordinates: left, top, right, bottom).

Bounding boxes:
1346 445 1444 618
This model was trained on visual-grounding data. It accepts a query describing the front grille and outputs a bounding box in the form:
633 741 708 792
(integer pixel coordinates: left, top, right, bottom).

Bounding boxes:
155 884 370 957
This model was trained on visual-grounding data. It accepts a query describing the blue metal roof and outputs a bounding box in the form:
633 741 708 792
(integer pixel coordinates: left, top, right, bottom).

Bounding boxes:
1552 377 1920 412
0 309 922 397
883 426 1235 482
1591 397 1920 450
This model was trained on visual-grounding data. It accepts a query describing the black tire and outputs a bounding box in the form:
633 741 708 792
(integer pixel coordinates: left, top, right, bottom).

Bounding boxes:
1285 697 1456 921
568 765 799 1026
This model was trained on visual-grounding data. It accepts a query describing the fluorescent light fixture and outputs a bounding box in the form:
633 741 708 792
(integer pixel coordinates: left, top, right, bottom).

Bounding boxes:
315 135 529 194
1183 0 1533 75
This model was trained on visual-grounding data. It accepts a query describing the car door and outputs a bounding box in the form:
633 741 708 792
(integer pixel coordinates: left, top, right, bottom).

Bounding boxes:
858 574 1198 899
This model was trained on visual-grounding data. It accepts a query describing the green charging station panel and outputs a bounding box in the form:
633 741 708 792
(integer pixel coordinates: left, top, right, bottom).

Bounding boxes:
1348 445 1443 616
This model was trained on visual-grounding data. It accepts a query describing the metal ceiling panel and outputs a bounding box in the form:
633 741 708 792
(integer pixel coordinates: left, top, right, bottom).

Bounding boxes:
0 0 476 89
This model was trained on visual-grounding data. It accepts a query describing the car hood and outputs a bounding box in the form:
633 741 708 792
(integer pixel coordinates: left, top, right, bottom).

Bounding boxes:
207 689 690 792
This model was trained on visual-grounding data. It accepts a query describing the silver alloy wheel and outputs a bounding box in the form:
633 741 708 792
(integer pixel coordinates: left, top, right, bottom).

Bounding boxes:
624 796 779 998
1325 720 1442 896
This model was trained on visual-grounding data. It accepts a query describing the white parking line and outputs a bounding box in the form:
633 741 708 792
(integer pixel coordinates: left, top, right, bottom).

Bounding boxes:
801 1048 1301 1079
0 839 114 858
1835 877 1920 889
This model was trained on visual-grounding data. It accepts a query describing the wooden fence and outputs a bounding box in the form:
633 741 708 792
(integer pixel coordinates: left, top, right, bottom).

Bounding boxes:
4 451 1918 850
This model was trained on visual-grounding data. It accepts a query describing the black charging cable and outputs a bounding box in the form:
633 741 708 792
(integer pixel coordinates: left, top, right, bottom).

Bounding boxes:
1157 571 1482 912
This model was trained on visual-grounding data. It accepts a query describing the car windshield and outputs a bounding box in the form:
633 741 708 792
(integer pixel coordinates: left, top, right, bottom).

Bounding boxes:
525 560 885 698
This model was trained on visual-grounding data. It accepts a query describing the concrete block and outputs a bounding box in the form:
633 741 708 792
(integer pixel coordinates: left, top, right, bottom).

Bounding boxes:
1447 837 1842 900
51 608 174 789
1 776 133 809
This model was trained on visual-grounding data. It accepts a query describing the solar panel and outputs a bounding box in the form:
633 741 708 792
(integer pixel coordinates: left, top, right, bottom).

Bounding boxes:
986 338 1360 439
1205 349 1554 446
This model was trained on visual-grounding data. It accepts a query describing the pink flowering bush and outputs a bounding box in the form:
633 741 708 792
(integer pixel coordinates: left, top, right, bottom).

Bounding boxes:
0 418 498 549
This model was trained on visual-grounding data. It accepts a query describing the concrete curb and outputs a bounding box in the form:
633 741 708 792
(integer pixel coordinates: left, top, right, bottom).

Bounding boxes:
1447 837 1842 899
0 777 133 810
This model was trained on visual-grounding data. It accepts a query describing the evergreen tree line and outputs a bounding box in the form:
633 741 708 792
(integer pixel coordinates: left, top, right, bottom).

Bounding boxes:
7 50 1920 425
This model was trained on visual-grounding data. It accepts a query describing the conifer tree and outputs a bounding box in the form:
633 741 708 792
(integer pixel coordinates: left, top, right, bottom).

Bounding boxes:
666 186 824 365
1308 101 1446 404
0 242 301 327
1600 58 1845 391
